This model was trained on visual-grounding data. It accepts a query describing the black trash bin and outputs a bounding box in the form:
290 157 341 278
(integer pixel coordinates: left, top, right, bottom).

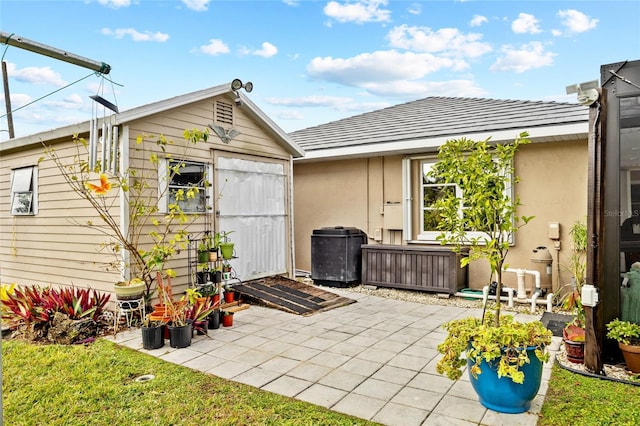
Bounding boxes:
311 226 367 287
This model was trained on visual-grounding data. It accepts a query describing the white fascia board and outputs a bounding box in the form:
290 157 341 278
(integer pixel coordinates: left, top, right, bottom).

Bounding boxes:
295 122 589 163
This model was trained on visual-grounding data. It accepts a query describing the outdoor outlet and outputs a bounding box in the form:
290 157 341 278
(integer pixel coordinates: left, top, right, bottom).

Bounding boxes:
548 222 560 240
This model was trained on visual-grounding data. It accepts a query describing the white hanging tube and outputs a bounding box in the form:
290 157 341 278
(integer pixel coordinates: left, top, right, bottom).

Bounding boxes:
104 124 112 173
100 122 107 173
111 126 119 174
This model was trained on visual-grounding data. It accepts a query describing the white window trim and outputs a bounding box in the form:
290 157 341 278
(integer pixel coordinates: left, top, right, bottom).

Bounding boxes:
10 166 38 215
158 158 212 214
404 155 514 244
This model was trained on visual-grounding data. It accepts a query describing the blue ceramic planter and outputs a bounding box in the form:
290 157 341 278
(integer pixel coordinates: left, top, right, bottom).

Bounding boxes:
468 347 543 414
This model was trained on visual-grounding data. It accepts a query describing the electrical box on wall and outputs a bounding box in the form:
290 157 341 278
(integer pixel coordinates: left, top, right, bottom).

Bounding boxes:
548 222 560 240
383 203 403 230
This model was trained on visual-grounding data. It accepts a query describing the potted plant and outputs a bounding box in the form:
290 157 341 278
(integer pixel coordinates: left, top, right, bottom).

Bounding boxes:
166 295 192 348
224 284 235 303
186 295 218 335
606 318 640 373
218 231 235 260
140 314 164 350
222 263 232 281
431 133 553 414
559 218 587 363
113 278 145 300
221 311 234 327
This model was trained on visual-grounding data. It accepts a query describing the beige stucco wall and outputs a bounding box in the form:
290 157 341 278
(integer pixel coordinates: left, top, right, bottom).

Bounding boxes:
293 139 588 294
1 93 297 302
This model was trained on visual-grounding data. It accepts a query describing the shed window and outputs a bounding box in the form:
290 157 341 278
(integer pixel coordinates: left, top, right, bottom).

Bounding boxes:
158 160 210 213
11 166 37 215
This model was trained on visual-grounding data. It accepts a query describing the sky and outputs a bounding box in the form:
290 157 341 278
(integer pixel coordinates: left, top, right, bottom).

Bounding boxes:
1 0 639 142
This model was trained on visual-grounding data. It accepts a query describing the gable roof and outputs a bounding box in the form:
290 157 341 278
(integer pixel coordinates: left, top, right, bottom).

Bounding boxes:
289 97 589 162
1 82 304 158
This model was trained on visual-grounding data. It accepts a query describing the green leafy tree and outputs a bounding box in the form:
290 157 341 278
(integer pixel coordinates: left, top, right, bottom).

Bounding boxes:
428 131 533 326
44 129 210 300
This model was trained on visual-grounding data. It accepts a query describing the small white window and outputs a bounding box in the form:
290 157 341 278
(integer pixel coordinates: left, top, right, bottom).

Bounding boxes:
11 166 38 215
158 159 210 213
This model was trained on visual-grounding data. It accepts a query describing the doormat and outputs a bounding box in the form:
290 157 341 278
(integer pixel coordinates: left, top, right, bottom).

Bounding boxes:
233 276 356 316
540 311 573 337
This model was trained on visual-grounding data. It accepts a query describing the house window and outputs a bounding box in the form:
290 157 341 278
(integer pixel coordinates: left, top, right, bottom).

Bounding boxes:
10 166 37 215
421 161 461 234
403 157 513 243
159 160 209 213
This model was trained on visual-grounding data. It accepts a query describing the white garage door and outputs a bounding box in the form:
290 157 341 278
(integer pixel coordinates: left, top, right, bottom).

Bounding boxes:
217 156 287 281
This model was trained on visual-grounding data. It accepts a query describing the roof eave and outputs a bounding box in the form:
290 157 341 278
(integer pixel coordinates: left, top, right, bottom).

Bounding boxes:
1 83 305 158
294 122 589 163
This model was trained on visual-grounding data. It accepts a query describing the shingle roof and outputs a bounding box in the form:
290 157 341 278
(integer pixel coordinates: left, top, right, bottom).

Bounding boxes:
289 97 589 161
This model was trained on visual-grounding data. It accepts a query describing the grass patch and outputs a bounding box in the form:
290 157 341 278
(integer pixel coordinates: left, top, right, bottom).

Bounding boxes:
539 363 640 426
3 339 379 426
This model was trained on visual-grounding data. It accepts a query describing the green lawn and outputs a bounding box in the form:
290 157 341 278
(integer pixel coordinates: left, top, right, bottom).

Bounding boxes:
539 363 640 426
2 338 379 426
5 336 640 426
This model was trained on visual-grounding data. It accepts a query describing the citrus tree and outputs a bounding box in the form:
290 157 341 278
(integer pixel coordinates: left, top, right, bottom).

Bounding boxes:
427 131 533 325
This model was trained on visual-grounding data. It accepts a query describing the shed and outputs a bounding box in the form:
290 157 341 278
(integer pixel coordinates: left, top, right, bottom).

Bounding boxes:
0 82 304 300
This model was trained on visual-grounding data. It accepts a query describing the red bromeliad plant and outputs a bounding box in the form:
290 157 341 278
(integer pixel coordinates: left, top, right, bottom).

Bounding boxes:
1 285 111 334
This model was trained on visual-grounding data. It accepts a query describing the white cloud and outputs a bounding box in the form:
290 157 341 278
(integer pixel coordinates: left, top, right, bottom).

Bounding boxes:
266 95 353 107
4 93 33 109
387 25 492 59
324 0 391 24
407 3 421 15
5 62 67 87
557 9 598 34
361 79 488 98
199 39 230 55
282 0 299 6
101 28 169 42
470 15 488 27
490 41 555 73
181 0 210 11
241 42 278 58
307 50 467 87
512 13 542 34
97 0 131 8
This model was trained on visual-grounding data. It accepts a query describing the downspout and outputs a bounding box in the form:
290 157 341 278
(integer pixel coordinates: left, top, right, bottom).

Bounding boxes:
119 125 130 281
289 155 296 278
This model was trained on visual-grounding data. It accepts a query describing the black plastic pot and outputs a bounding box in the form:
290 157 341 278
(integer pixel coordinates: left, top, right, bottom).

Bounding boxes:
208 311 221 329
141 325 165 350
194 319 209 335
167 323 192 348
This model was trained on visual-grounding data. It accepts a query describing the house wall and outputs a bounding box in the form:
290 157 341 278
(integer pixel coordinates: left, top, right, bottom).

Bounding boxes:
293 139 588 293
0 93 296 303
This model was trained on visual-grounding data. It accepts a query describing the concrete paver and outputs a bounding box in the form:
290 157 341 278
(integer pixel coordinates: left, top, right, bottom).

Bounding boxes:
107 288 561 425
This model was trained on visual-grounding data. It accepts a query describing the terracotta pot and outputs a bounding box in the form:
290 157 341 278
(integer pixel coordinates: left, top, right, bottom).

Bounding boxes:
619 342 640 373
224 291 235 303
222 313 234 327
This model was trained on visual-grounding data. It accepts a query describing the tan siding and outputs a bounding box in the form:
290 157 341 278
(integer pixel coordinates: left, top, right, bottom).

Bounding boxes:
1 137 122 294
1 90 295 301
